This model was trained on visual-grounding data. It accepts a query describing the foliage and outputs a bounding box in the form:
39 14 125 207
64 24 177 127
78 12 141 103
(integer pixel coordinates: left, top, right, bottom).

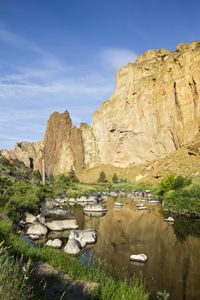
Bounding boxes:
112 173 119 183
66 183 106 198
97 171 107 183
158 173 191 195
163 184 200 217
3 182 42 221
67 167 79 183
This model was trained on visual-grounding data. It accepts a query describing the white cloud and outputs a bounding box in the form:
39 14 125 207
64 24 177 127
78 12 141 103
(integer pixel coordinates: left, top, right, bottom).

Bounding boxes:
0 29 138 149
99 48 137 69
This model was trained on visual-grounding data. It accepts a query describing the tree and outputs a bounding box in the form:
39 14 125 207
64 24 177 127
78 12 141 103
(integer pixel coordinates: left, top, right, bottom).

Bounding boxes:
67 167 79 183
97 171 107 183
112 173 119 183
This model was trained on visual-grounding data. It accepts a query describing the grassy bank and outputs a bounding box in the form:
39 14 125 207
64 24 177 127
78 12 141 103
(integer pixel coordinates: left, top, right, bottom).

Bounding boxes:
0 241 38 300
0 220 149 300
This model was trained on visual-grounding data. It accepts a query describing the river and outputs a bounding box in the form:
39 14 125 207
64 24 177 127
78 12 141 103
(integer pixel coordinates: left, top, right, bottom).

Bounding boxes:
72 196 200 300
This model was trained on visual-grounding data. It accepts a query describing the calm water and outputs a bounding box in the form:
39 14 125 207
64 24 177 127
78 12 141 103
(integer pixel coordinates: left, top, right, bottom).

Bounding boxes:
72 197 200 300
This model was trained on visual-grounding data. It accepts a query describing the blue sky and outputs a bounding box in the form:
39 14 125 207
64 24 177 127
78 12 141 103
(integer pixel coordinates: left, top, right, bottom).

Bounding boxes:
0 0 200 149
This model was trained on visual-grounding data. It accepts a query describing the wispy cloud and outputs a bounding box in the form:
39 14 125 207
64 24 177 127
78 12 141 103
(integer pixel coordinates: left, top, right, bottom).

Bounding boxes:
0 28 137 149
99 48 137 69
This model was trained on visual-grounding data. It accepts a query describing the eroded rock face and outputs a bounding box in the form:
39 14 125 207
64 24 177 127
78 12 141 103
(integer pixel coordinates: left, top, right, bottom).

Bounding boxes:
3 41 200 174
1 141 43 171
91 41 200 167
43 112 84 175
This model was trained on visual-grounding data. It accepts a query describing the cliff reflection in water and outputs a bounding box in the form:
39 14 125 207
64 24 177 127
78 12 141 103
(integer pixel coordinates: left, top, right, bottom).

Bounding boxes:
76 198 200 300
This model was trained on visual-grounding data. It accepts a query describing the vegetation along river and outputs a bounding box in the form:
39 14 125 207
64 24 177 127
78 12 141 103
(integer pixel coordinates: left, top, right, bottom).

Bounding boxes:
69 196 200 300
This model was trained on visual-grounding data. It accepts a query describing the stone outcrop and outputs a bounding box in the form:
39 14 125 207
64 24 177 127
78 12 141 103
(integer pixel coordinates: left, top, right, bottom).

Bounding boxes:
3 41 200 175
43 111 84 174
1 141 43 171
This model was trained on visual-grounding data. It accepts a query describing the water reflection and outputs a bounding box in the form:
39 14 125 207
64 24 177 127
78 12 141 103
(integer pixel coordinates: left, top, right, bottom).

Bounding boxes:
74 197 200 300
173 218 200 241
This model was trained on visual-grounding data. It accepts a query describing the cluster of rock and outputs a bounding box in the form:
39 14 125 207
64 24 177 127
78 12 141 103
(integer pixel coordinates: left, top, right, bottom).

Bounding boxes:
26 200 78 241
24 198 99 255
64 229 97 255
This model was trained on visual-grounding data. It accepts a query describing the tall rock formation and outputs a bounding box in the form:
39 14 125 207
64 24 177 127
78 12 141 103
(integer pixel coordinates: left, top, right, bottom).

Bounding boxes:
2 41 200 175
43 111 84 174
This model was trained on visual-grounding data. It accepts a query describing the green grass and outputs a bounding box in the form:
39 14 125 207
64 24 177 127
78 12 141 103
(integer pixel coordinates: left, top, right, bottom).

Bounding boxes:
0 241 36 300
0 220 149 300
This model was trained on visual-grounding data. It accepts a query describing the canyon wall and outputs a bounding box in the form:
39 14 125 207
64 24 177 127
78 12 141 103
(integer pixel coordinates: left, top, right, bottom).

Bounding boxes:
2 41 200 175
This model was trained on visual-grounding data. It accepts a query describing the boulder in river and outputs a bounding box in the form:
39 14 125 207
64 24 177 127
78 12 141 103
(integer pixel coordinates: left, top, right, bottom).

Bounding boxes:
164 216 174 223
41 205 75 222
69 229 97 248
84 204 108 213
45 239 62 249
45 219 78 231
29 234 40 240
27 222 48 236
130 254 148 263
64 238 80 255
25 213 37 224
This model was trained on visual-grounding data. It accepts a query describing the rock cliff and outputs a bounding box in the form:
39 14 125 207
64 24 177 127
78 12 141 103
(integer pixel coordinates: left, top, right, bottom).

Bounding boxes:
91 41 200 167
2 41 200 176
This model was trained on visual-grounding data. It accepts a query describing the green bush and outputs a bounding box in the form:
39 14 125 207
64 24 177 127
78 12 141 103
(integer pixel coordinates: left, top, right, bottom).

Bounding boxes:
2 182 50 221
97 171 107 183
163 184 200 217
112 173 119 183
67 167 79 183
158 173 191 195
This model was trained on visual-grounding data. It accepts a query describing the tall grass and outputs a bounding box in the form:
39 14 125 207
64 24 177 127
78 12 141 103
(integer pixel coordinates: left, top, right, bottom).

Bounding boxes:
0 220 149 300
0 241 35 300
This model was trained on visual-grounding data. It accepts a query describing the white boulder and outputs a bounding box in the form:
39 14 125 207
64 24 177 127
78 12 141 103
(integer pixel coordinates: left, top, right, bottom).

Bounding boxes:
25 213 37 224
130 254 148 263
29 234 40 240
27 222 48 236
69 229 97 248
45 239 62 249
64 238 80 255
164 216 174 223
45 219 78 231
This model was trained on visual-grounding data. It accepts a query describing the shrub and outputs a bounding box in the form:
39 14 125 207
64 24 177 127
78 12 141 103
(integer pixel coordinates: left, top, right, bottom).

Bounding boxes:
67 167 79 183
163 184 200 217
97 171 107 183
159 173 191 195
112 173 119 183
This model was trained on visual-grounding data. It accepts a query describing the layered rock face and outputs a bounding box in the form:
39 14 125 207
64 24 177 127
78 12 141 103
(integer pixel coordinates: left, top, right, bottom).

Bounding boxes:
2 41 200 174
91 41 200 167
